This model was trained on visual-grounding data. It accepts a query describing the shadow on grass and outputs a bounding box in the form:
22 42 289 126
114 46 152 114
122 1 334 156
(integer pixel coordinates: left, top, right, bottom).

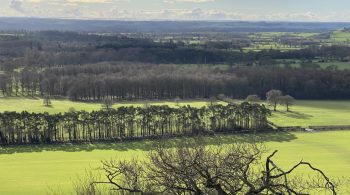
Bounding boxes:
0 95 41 100
0 131 297 155
275 110 313 120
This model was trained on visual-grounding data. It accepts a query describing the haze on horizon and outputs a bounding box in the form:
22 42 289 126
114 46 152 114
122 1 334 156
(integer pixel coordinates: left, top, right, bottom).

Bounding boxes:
0 0 350 22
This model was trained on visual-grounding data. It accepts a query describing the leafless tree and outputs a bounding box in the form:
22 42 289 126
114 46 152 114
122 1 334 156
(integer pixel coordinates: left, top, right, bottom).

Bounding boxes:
83 140 337 195
245 94 261 103
43 94 52 107
101 97 114 110
266 90 283 111
278 95 296 112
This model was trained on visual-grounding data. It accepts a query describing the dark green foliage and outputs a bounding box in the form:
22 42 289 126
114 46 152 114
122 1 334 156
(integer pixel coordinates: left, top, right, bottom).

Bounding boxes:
3 64 350 100
0 103 270 145
1 31 350 100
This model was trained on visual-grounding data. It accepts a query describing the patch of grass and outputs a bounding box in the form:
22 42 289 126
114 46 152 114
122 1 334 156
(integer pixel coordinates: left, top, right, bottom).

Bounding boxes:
269 100 350 127
330 30 350 42
0 131 349 194
318 61 350 70
0 97 220 114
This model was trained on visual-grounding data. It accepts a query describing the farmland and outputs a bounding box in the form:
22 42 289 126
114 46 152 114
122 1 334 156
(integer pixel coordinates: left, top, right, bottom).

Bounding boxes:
0 97 219 114
0 97 349 194
0 130 349 195
0 98 349 194
270 100 350 127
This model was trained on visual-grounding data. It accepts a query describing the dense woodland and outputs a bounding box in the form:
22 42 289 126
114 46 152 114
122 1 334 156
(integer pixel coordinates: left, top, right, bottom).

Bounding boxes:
1 63 350 100
0 103 270 145
1 31 350 100
1 31 350 69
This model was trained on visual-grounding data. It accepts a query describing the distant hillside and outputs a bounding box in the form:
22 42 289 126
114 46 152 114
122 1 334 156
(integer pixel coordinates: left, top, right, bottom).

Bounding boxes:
1 17 350 32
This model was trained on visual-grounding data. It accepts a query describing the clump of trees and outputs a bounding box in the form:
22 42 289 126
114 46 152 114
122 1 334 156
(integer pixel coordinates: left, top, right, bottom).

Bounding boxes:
78 140 337 195
0 103 271 145
266 89 295 112
245 94 261 103
266 90 283 111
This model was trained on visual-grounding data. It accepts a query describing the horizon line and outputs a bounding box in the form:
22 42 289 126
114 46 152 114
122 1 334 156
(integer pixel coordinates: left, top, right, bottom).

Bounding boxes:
1 16 350 23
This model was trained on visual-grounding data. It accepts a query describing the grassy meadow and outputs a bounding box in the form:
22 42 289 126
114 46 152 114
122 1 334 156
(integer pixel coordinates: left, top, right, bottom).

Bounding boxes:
269 100 350 127
0 131 350 194
331 30 350 42
318 61 350 69
0 97 219 114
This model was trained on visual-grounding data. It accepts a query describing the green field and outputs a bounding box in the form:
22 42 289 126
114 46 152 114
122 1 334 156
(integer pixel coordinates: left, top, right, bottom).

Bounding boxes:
269 100 350 127
1 98 350 194
0 130 349 194
331 30 350 42
318 61 350 69
0 97 218 114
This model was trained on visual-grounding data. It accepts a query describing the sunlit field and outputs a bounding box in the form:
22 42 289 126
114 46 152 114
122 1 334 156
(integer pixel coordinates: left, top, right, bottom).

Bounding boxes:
0 131 349 194
0 97 220 114
1 98 350 194
269 100 350 127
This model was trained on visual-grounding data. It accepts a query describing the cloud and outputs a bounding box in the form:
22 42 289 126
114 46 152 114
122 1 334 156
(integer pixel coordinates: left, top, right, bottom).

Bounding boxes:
9 0 26 13
65 0 112 3
164 0 215 3
104 8 325 22
177 0 215 2
23 0 113 3
107 8 240 20
3 0 350 22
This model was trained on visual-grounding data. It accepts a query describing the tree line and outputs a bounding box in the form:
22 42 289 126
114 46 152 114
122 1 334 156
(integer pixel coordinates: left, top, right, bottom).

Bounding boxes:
0 103 271 145
1 64 350 100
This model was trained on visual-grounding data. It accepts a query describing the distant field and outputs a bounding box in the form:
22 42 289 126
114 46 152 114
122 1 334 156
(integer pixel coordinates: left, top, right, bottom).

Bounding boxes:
243 44 301 51
318 61 350 69
0 97 219 114
0 131 349 194
331 30 350 42
275 59 350 70
244 32 319 51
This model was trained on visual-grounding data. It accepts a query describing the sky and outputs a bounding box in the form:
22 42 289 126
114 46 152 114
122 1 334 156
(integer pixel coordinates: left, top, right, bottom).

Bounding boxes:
1 0 350 21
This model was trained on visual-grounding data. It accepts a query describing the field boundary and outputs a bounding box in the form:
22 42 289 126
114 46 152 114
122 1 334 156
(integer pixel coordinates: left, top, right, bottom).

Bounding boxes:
274 124 350 132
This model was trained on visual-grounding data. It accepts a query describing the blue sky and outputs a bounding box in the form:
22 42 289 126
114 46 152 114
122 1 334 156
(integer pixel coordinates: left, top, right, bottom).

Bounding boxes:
1 0 350 21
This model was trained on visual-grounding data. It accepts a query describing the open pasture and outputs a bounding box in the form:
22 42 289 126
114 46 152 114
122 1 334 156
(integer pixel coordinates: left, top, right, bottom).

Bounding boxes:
318 61 350 69
0 130 349 194
0 97 218 114
331 30 350 42
269 100 350 127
